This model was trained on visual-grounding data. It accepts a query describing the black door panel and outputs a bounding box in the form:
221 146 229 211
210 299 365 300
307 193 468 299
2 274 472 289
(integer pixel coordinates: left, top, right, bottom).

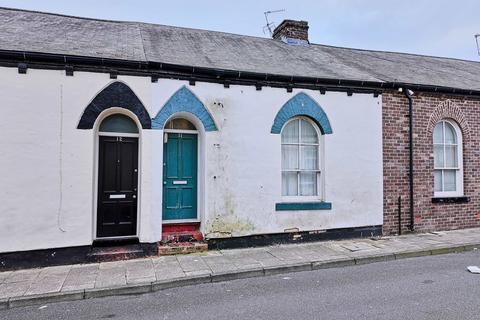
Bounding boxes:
97 136 138 238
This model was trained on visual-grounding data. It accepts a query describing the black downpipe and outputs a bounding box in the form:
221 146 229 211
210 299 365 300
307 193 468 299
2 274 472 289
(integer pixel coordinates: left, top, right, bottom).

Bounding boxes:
404 89 415 231
397 195 402 235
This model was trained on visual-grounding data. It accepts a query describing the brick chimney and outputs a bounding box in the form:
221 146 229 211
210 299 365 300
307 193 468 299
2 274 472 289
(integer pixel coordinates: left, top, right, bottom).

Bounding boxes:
272 20 309 44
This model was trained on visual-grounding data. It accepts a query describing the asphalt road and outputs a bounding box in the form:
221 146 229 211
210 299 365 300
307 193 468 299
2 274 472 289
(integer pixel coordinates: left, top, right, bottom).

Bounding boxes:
3 250 480 320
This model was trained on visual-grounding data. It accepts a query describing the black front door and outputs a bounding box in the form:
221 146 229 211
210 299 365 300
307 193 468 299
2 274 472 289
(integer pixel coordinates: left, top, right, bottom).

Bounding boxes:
97 136 138 238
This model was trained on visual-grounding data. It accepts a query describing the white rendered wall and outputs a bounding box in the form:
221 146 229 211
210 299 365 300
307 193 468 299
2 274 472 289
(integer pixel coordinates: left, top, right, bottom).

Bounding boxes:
151 80 383 239
0 67 155 253
0 67 383 253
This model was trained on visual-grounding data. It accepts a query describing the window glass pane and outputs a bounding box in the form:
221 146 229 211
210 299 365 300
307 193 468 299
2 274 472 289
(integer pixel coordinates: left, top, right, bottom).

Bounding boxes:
444 122 457 144
443 170 456 191
445 145 458 167
434 170 442 192
165 118 196 130
99 114 138 133
300 119 318 144
433 123 443 144
281 120 299 143
300 145 318 170
281 145 299 170
433 145 444 168
299 172 317 196
282 172 298 196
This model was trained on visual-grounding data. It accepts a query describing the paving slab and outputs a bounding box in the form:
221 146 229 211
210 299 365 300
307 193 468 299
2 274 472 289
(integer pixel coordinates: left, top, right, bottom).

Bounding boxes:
239 250 285 268
125 259 155 284
95 266 127 288
223 251 264 270
153 256 186 280
177 255 211 273
291 245 343 261
62 264 99 291
1 227 480 309
24 266 71 296
266 246 308 262
4 269 40 283
203 255 238 273
0 271 11 284
0 281 31 299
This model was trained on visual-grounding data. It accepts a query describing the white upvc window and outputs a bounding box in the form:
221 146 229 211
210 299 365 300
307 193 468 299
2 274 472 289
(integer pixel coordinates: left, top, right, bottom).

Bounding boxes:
433 119 463 197
281 117 324 199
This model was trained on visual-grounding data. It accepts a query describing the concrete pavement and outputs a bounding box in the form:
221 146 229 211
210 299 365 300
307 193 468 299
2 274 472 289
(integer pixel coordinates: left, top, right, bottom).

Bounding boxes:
1 227 480 310
3 250 480 319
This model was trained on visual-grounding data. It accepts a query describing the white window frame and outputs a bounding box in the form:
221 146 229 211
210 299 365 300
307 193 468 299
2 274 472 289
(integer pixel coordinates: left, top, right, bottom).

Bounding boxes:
433 119 463 198
281 117 325 201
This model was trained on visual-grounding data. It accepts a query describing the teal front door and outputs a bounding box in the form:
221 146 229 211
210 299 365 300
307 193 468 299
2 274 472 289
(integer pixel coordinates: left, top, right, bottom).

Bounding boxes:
163 133 198 220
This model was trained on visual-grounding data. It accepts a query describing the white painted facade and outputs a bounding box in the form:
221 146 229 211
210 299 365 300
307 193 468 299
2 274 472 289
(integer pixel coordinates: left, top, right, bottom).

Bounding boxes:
0 67 383 253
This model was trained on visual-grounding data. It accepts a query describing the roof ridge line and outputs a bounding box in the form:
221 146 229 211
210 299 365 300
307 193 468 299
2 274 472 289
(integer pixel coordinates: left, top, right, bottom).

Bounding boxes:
1 6 478 64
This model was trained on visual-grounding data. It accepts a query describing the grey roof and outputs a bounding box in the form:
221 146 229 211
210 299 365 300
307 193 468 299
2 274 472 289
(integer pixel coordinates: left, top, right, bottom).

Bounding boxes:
1 7 479 91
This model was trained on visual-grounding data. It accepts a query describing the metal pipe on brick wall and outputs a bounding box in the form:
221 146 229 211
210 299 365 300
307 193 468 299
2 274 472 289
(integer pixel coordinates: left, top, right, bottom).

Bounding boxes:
398 195 402 235
403 88 415 231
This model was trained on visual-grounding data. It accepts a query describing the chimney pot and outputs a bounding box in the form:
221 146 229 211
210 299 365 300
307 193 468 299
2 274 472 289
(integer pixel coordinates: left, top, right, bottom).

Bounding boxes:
272 20 309 44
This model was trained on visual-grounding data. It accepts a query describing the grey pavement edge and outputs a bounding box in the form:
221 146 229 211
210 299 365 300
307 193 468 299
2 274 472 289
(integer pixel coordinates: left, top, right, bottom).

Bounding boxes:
0 242 475 310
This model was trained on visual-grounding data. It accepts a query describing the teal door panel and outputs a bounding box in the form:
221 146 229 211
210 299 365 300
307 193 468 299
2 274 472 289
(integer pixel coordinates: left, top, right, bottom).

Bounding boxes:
163 133 198 220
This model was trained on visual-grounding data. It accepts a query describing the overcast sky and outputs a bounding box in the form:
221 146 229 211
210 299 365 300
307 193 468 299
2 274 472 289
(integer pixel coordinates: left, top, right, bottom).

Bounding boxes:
0 0 478 61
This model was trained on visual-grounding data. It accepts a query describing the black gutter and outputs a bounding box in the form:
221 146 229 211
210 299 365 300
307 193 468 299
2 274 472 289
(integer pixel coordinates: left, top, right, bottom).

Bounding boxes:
1 49 480 97
404 88 415 232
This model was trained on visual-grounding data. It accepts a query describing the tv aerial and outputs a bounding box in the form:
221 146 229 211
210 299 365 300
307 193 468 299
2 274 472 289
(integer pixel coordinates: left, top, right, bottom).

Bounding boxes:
263 9 285 36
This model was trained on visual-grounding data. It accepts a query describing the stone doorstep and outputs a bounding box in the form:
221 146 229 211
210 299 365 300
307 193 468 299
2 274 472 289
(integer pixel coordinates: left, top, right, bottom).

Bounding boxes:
158 242 208 256
2 241 480 310
162 231 204 243
86 245 146 263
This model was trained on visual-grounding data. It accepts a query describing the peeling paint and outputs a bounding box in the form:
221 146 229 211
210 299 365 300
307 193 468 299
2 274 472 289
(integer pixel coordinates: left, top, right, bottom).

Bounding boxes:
204 192 255 238
204 214 255 239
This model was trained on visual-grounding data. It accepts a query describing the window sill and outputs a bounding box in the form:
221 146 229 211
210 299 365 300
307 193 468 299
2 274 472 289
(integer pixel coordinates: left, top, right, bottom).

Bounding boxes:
431 196 470 204
275 201 332 211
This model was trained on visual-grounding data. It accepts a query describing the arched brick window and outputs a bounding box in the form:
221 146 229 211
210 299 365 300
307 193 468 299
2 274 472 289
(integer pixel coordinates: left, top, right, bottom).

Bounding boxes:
433 119 463 197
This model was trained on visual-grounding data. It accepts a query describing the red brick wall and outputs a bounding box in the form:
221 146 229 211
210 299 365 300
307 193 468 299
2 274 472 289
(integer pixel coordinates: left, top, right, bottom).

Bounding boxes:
382 90 480 235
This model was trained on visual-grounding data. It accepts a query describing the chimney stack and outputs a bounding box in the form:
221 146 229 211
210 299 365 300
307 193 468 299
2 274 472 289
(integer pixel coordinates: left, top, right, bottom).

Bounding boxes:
272 20 309 44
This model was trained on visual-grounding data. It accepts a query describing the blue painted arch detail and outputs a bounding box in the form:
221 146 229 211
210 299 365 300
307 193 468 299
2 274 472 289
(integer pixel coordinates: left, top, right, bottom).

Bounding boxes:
271 92 332 135
152 86 217 131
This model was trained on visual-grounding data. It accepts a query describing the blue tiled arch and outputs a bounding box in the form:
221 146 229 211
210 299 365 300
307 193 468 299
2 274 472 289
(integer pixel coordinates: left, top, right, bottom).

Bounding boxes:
271 92 332 135
77 81 151 129
152 86 217 131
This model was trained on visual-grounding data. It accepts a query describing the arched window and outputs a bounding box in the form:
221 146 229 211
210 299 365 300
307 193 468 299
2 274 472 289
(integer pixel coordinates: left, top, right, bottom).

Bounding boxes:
164 118 196 130
281 117 322 197
99 114 139 133
433 119 463 197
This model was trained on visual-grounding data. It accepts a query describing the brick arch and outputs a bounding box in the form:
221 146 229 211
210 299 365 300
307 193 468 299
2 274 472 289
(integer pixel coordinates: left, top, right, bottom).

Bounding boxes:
151 86 217 131
427 99 470 139
271 92 332 135
77 81 151 129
